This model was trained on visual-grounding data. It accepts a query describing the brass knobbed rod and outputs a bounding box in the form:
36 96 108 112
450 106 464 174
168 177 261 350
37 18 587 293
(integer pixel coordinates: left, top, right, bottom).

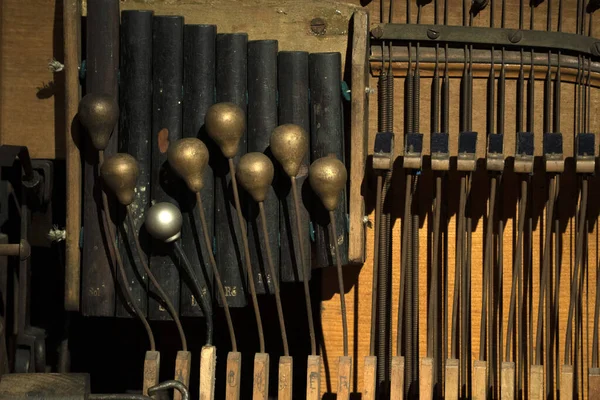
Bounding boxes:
101 153 188 352
270 124 316 356
167 137 237 352
309 156 348 356
236 152 289 357
78 93 155 351
205 102 266 353
144 202 214 345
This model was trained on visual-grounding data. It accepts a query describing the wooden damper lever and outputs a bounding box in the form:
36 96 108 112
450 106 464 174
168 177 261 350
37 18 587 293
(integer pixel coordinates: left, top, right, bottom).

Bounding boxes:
144 202 214 399
167 137 238 400
78 93 160 394
205 102 269 400
100 153 191 399
309 156 350 400
270 124 321 400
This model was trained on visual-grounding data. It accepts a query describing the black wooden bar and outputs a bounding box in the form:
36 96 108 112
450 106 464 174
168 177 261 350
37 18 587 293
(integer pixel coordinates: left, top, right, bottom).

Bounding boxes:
277 51 311 282
149 15 184 320
116 10 153 317
247 40 279 294
308 52 348 268
180 24 217 316
214 33 248 307
81 0 119 316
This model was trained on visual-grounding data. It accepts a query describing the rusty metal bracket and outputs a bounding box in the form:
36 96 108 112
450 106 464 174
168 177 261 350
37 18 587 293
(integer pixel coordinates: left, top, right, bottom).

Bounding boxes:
371 23 600 59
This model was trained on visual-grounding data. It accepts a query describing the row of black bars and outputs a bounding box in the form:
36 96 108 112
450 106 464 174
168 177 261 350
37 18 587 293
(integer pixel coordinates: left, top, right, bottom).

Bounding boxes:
81 5 348 318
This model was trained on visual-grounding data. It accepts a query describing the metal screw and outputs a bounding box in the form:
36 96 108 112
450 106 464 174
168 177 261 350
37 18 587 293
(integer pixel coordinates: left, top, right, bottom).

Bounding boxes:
310 18 327 35
508 30 523 43
371 26 384 39
592 42 600 56
427 28 440 39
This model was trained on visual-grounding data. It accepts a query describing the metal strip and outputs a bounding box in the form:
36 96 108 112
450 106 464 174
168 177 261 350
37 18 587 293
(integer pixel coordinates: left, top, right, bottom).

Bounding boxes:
372 24 600 58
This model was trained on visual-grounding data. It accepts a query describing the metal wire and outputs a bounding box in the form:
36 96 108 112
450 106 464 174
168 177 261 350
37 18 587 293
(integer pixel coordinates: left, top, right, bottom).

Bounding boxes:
290 178 316 356
329 211 349 356
98 151 155 352
126 211 187 352
258 201 289 356
194 192 237 352
228 158 265 353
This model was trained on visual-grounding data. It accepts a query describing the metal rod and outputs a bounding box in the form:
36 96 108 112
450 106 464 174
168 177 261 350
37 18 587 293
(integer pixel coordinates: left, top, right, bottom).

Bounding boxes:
371 174 383 356
480 177 497 360
126 211 187 352
258 201 289 356
172 241 213 345
451 176 466 360
228 158 265 353
291 177 317 356
98 151 155 351
505 179 527 362
329 210 349 357
194 192 237 352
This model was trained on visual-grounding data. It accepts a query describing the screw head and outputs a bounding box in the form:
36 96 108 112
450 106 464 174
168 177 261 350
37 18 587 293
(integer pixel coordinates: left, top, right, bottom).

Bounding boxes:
427 28 440 39
371 26 383 39
310 18 326 35
508 30 523 43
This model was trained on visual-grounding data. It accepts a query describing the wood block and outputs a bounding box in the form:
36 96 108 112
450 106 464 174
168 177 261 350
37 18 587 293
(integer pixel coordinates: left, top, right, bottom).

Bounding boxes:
390 356 405 400
560 364 574 400
348 9 369 264
278 356 293 400
225 352 241 400
337 356 352 400
252 353 269 400
529 364 544 400
143 351 160 396
501 362 515 400
420 357 434 400
306 355 321 400
174 351 191 400
199 346 216 400
363 356 377 400
444 359 459 400
472 360 487 400
589 367 600 398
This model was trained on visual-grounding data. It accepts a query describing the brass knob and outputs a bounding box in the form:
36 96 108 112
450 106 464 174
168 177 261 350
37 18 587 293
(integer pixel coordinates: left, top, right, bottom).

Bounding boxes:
205 102 245 159
100 153 140 206
145 202 183 243
236 152 274 203
308 156 347 211
78 93 119 151
167 138 209 193
270 124 308 178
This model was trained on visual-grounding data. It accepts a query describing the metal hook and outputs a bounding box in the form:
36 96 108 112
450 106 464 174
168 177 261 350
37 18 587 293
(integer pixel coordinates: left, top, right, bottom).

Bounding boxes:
148 379 190 400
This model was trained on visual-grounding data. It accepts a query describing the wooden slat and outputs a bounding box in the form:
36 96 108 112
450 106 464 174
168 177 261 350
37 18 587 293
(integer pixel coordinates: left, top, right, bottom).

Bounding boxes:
143 351 160 396
252 353 269 400
348 9 369 264
362 356 377 400
174 351 191 400
472 360 487 400
337 356 352 400
306 355 321 400
561 365 574 400
390 356 404 400
199 346 216 400
63 0 81 312
225 352 241 400
278 356 293 400
589 368 600 399
529 365 544 400
444 359 459 400
501 362 515 400
420 357 434 400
